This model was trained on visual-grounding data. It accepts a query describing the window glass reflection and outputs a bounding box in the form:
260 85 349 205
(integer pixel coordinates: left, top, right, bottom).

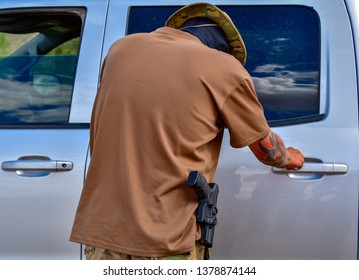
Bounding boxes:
128 6 320 125
0 12 82 124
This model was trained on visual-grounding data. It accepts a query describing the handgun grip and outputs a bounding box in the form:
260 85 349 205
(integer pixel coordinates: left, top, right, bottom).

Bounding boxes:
188 171 212 200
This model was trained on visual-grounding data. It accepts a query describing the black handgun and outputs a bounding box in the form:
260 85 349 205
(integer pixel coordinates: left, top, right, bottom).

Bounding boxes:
188 171 219 248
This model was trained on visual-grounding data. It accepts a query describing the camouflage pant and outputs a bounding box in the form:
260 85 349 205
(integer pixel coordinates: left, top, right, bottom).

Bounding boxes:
84 241 210 260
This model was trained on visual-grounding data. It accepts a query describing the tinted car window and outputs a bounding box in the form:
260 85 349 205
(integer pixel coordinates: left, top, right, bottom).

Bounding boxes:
127 6 321 126
0 10 83 124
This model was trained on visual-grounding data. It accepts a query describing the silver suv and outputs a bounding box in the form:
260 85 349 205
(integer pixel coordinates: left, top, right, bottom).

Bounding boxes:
0 0 358 260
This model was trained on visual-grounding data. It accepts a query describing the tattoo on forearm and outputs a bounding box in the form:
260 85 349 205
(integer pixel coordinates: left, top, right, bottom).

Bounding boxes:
253 132 289 167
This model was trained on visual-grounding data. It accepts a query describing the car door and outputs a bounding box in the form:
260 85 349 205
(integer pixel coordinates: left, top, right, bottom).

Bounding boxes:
213 1 359 259
107 0 358 259
0 0 107 259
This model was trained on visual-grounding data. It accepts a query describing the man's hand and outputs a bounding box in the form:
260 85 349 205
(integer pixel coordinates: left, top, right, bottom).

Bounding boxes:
283 147 305 170
249 130 304 170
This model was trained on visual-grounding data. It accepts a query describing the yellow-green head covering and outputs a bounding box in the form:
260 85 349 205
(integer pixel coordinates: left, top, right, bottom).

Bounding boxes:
165 2 247 65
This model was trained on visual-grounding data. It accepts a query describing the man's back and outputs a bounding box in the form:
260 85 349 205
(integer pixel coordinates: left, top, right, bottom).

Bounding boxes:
70 26 268 257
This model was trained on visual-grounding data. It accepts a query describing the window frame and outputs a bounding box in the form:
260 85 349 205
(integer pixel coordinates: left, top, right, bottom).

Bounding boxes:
0 7 88 129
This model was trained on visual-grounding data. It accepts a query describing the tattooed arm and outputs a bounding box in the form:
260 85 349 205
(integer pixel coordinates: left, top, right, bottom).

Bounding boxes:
249 130 304 170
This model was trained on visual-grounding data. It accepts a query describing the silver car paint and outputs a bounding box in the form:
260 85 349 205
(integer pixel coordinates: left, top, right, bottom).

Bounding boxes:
212 0 359 260
0 0 108 259
0 0 358 259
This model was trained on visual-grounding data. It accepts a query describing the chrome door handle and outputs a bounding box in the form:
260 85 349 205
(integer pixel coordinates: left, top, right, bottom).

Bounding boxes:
1 160 73 172
272 162 348 175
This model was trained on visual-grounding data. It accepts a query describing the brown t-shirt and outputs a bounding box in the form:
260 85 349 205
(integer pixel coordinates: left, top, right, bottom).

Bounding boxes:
70 27 269 257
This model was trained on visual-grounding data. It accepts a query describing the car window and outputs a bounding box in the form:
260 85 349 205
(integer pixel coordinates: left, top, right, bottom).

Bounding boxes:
0 10 84 125
127 5 321 126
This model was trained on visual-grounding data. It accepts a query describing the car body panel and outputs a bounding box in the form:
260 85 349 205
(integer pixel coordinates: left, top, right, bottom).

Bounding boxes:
212 0 359 259
0 0 107 259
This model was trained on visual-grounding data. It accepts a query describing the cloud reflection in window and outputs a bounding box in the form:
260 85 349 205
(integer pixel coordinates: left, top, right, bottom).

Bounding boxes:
250 64 319 121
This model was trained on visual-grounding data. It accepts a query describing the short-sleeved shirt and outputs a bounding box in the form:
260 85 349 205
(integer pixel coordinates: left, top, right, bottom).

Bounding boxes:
70 27 270 257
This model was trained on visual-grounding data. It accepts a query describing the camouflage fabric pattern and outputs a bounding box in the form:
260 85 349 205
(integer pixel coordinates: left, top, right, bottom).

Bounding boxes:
84 241 210 260
165 2 247 65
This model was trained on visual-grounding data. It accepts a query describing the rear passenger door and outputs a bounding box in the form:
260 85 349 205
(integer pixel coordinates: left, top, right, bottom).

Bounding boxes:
110 1 358 259
0 0 107 259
